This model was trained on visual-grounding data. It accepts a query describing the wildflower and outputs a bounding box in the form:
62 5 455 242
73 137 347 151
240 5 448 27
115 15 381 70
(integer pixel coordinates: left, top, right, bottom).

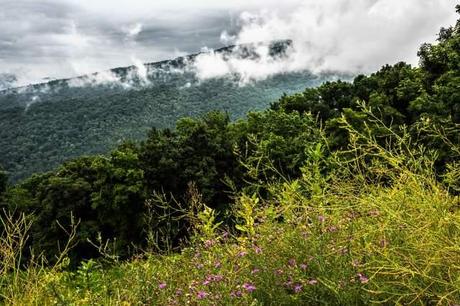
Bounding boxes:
300 263 308 271
212 274 224 282
284 278 293 288
175 289 183 296
202 280 211 286
204 239 215 248
308 279 318 285
275 268 284 276
230 290 242 298
357 273 369 284
237 251 248 257
288 258 297 267
214 261 221 269
294 284 303 293
242 282 256 293
197 291 208 299
159 282 167 289
318 215 325 222
254 246 262 254
251 268 260 274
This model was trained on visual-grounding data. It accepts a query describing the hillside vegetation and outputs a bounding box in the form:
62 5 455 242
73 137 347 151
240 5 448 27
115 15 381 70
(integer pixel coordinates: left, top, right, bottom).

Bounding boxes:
0 6 459 305
0 42 340 183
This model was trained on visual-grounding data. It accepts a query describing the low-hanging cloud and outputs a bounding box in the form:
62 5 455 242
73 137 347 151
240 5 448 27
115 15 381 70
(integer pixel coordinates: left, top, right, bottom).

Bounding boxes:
193 0 458 84
0 0 457 89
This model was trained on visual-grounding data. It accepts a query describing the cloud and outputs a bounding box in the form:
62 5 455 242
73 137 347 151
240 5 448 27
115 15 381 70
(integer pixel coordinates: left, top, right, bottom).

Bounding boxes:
124 23 143 39
0 0 234 87
0 0 457 89
0 73 17 91
192 0 458 84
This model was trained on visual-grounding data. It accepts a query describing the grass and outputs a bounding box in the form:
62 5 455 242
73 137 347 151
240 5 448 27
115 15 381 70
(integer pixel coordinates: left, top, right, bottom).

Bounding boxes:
1 113 460 305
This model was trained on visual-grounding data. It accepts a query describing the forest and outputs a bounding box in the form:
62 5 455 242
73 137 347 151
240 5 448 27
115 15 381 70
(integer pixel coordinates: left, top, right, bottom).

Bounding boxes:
0 42 341 183
0 5 459 305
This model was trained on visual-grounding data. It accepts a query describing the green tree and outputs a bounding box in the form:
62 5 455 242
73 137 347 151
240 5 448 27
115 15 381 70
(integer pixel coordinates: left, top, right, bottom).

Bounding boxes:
0 166 7 196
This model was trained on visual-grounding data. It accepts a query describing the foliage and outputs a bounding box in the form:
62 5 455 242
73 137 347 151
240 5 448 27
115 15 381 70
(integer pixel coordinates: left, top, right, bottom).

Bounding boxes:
0 7 460 305
0 166 6 197
2 109 460 305
0 68 333 183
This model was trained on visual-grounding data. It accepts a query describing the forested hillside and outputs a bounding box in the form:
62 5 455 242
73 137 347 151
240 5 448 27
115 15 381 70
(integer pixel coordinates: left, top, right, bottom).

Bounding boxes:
0 5 459 305
0 42 342 182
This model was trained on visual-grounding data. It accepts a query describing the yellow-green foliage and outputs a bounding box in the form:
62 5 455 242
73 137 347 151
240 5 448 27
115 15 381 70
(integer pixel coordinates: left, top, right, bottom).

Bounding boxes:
2 118 460 305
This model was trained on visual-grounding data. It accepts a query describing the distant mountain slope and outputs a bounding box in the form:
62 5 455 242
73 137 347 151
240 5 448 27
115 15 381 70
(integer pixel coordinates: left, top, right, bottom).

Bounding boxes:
0 42 350 182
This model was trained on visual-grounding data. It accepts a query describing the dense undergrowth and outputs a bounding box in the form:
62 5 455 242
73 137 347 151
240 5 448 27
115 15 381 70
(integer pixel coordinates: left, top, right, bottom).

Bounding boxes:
0 5 460 305
1 113 460 305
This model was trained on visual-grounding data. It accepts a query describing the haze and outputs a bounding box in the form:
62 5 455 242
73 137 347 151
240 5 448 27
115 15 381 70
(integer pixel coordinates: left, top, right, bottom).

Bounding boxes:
0 0 457 88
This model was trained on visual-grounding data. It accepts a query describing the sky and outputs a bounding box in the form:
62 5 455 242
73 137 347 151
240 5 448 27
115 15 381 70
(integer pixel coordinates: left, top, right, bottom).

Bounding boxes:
0 0 458 89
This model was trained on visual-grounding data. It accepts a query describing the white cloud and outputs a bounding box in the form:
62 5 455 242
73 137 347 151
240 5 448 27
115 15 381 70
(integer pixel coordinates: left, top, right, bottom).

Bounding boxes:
192 0 458 84
0 0 457 88
123 23 143 38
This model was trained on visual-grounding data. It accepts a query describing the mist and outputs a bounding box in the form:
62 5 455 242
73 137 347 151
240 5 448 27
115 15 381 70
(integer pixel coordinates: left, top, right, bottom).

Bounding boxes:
193 0 458 84
0 0 457 89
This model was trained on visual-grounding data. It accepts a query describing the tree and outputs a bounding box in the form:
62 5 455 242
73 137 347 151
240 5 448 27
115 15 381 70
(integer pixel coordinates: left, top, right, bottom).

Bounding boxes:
0 166 7 196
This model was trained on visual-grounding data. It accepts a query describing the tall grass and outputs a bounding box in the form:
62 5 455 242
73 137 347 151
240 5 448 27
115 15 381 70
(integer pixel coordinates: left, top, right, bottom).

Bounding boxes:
1 109 459 305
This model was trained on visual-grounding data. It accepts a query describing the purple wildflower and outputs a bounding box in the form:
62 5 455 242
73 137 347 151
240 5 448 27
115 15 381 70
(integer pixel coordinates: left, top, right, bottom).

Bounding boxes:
175 289 183 296
197 291 208 299
318 215 325 222
284 278 293 288
204 239 215 248
308 279 318 285
288 258 297 267
300 263 308 271
254 246 262 254
214 261 221 269
294 284 303 293
251 268 260 274
202 280 211 286
357 273 369 284
237 251 248 257
242 283 256 293
212 274 224 282
230 290 242 298
158 282 167 289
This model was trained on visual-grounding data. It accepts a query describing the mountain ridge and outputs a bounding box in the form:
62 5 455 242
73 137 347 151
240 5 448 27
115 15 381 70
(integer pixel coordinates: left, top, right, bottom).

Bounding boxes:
0 40 347 182
0 40 294 94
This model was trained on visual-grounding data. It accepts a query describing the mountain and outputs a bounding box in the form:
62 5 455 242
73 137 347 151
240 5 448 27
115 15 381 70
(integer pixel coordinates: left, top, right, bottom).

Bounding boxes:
0 42 349 182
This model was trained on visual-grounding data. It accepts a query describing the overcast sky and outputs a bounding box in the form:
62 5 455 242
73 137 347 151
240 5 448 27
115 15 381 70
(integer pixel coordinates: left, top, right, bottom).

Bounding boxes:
0 0 457 88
